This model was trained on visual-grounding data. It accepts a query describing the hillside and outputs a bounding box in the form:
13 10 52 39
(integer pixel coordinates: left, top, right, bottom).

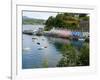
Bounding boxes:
22 16 45 25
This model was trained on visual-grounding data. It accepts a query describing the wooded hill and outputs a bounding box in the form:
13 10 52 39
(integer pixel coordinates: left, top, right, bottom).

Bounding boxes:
22 16 45 25
45 13 89 31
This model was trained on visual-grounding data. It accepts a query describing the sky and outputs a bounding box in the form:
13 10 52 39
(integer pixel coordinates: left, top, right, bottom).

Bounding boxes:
23 11 58 20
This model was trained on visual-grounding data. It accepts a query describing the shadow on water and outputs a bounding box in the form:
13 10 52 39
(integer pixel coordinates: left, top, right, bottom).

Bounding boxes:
53 41 89 67
46 37 89 67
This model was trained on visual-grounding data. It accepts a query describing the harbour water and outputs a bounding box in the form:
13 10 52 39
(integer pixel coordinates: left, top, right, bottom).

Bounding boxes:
22 25 84 69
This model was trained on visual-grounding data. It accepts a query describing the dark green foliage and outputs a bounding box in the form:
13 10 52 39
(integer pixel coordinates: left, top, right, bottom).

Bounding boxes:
57 44 78 67
80 16 89 21
45 13 89 31
56 43 89 67
45 16 55 30
79 14 87 18
78 43 89 66
45 13 80 30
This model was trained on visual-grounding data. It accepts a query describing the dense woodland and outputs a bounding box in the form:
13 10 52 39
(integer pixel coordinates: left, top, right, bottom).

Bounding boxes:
45 13 89 31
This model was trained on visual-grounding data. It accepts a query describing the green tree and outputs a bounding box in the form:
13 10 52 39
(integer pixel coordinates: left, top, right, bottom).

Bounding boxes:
78 43 89 66
55 43 89 67
45 13 80 30
57 44 78 67
45 16 55 30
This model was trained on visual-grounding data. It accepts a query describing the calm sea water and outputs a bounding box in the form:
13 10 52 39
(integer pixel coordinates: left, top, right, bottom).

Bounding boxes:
22 25 83 69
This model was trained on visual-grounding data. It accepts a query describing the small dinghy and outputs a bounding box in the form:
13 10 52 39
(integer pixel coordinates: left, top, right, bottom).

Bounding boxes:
32 37 37 40
23 47 31 51
38 47 44 50
37 42 40 45
44 46 48 48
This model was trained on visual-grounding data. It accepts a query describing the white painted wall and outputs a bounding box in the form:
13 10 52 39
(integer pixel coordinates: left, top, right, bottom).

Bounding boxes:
0 0 100 80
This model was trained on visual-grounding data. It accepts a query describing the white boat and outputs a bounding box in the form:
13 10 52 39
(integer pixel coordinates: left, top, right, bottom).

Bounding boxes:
78 38 85 41
23 47 31 51
38 47 44 50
